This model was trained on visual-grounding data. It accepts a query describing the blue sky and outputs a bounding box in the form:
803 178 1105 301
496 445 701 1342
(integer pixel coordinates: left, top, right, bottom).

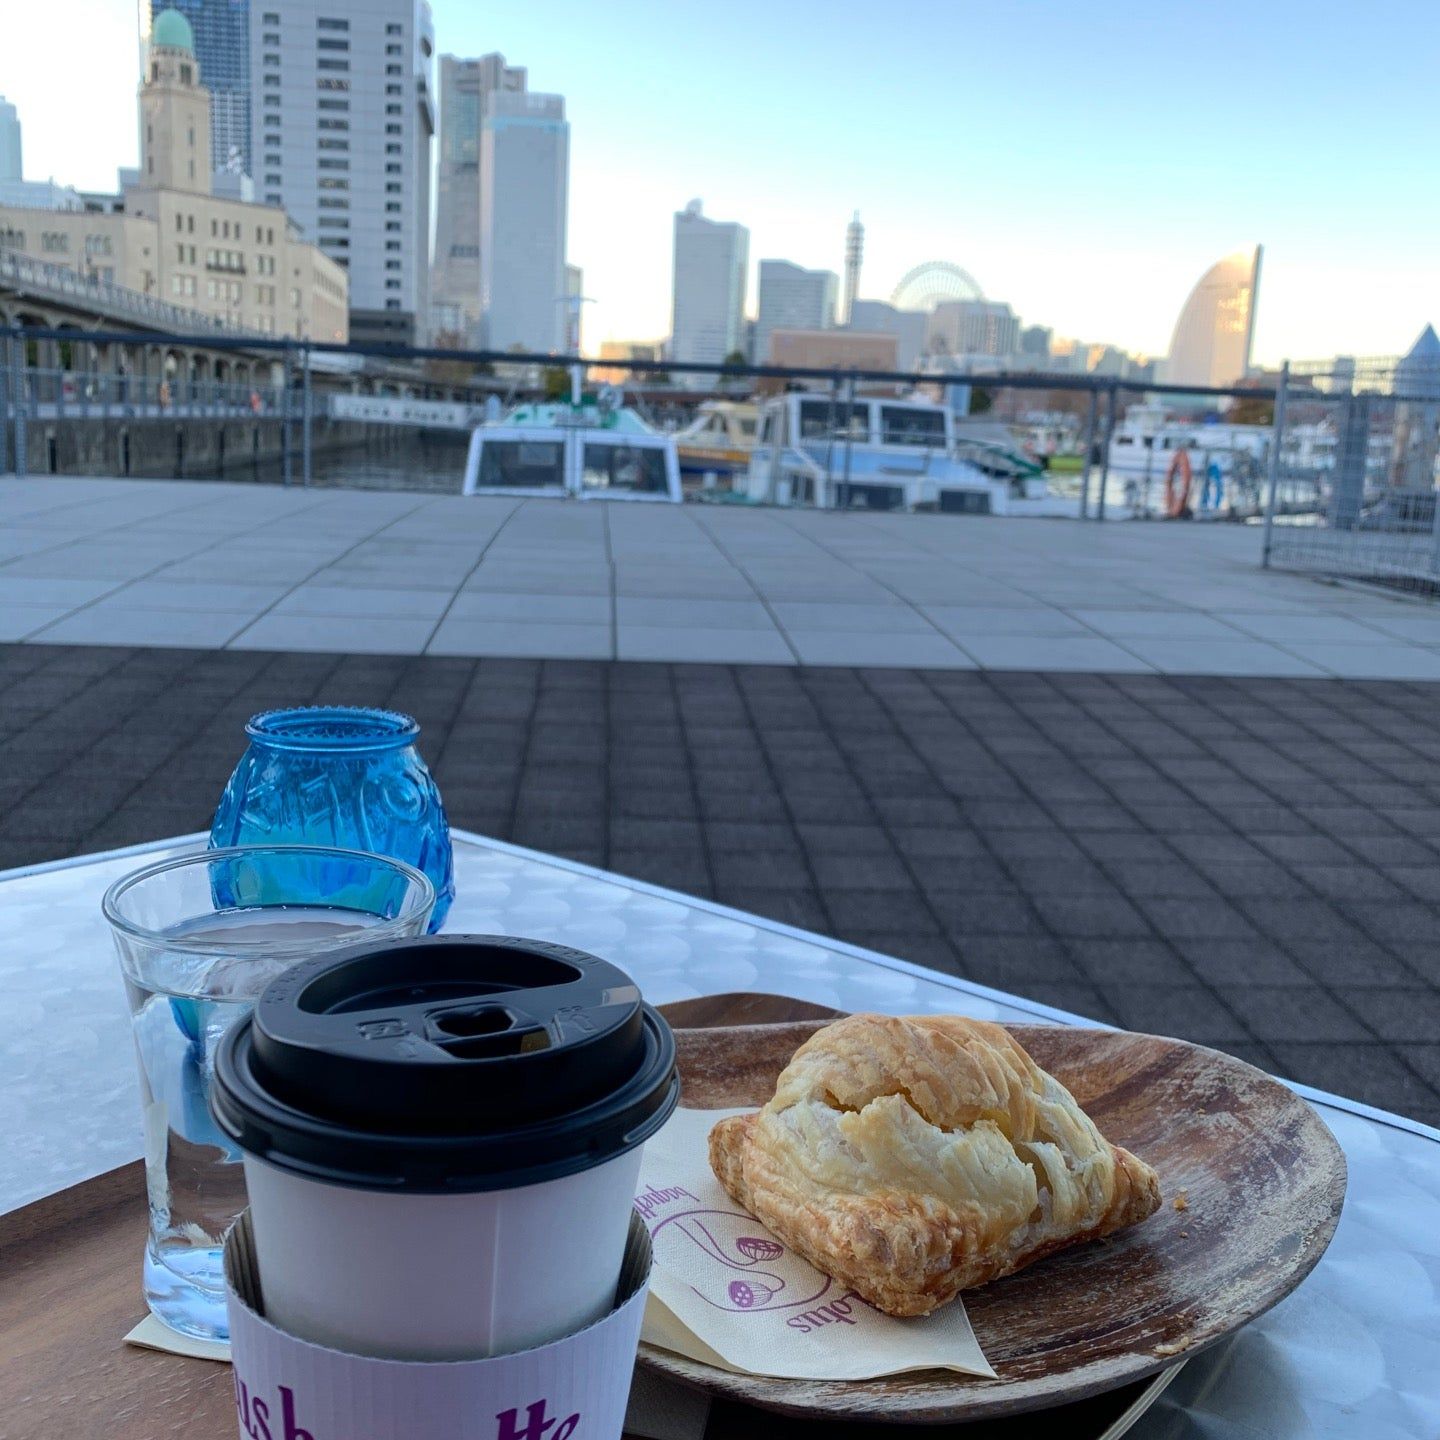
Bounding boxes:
7 1 1438 360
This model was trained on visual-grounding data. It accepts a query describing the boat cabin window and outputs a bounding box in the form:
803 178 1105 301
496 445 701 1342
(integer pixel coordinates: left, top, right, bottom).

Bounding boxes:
477 440 564 489
737 417 756 437
798 398 868 441
581 442 668 494
879 406 946 448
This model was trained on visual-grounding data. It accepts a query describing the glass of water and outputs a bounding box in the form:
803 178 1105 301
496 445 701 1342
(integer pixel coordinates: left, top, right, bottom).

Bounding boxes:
103 845 435 1341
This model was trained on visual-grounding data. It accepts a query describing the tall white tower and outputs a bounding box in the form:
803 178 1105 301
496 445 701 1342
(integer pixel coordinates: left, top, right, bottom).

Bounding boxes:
842 210 864 324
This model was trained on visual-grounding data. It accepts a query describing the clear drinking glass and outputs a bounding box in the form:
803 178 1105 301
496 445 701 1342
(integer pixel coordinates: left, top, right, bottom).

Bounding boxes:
103 844 435 1342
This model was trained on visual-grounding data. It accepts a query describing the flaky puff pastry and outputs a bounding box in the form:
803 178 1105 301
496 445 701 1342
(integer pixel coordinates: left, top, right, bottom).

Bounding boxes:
709 1015 1160 1317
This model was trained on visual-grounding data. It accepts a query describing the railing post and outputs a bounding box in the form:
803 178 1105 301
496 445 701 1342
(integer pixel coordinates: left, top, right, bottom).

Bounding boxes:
1096 382 1118 522
841 372 856 505
0 329 9 477
12 333 28 479
1078 388 1098 520
1261 361 1289 568
281 343 293 487
301 344 313 488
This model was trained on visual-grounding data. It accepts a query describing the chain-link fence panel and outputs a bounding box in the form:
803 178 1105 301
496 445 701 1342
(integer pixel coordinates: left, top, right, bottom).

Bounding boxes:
1264 355 1440 594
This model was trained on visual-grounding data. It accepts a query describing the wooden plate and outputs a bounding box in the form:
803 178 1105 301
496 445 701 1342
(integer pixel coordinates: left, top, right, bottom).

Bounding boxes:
638 1008 1347 1425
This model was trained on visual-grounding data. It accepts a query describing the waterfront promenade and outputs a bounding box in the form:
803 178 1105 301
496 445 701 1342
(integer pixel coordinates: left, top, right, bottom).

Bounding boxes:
2 476 1439 1130
7 476 1440 675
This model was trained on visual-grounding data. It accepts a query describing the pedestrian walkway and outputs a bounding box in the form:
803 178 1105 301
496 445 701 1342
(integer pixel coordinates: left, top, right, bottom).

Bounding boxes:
1 641 1436 1127
6 477 1440 676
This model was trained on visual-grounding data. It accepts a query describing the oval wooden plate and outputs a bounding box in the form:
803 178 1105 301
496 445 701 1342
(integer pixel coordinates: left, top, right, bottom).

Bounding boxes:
639 1014 1347 1425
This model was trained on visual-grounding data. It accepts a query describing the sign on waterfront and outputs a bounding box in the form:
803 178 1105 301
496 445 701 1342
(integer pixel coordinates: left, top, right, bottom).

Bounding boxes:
329 394 482 430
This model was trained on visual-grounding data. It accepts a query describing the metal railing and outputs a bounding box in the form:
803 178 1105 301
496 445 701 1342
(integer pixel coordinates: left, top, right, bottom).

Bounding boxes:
1262 358 1440 594
0 250 268 338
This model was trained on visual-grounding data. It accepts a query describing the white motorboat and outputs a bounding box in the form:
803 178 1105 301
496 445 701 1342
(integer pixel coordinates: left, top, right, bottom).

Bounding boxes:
744 393 1073 515
462 394 682 502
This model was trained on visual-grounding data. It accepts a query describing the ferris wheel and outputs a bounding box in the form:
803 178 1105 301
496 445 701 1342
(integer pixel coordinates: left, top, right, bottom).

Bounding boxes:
890 261 984 311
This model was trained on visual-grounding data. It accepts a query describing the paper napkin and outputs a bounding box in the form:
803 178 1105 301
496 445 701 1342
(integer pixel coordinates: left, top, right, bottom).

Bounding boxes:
634 1107 996 1381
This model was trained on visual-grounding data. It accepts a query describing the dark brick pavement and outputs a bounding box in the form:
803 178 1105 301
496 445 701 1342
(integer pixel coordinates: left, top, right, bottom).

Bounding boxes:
2 642 1438 1128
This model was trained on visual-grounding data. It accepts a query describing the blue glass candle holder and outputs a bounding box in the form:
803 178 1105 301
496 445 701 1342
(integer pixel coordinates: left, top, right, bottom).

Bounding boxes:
209 707 454 931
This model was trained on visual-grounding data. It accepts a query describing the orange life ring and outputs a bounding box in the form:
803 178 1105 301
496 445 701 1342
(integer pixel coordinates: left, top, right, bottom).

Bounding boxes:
1164 449 1193 518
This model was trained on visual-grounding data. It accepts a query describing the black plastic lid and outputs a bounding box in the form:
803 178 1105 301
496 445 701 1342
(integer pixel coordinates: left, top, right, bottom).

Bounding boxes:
211 936 679 1193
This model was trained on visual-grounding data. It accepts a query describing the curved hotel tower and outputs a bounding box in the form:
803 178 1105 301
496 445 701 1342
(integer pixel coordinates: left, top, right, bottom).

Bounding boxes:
1164 246 1262 389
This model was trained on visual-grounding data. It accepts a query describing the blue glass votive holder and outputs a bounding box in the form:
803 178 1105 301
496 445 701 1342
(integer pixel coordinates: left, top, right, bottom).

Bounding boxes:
209 707 454 931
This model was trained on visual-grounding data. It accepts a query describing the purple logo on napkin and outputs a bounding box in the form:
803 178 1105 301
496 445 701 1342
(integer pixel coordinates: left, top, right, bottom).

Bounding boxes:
649 1208 832 1313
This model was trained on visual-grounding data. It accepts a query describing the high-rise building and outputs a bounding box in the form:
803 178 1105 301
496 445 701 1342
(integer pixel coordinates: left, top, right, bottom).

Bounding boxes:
846 300 926 371
3 9 347 339
1020 325 1052 359
249 0 435 347
478 88 569 353
0 96 22 182
1163 246 1262 389
141 1 251 177
927 299 1021 359
670 200 748 384
430 53 525 339
842 211 863 325
754 260 838 363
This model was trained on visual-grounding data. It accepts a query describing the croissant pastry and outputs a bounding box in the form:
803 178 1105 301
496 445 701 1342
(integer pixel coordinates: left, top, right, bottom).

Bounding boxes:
709 1014 1160 1317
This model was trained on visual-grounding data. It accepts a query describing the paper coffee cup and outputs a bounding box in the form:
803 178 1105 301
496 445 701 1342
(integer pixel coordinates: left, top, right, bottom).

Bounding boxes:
212 935 678 1361
225 1208 654 1440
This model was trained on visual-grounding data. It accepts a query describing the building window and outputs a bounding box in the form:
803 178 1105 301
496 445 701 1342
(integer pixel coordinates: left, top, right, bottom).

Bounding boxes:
385 123 401 134
385 162 401 173
385 240 400 250
264 176 281 187
385 182 401 193
317 98 349 111
318 159 349 170
385 201 400 211
318 196 348 209
317 59 350 71
41 231 70 253
188 215 195 233
384 220 400 230
210 218 217 237
263 11 279 22
265 192 281 205
180 63 192 83
385 64 402 76
263 31 279 45
385 143 401 154
264 75 280 87
267 228 274 244
318 138 349 150
385 259 400 270
385 86 401 97
386 22 402 34
176 242 184 262
317 38 349 51
318 118 348 131
175 213 183 233
263 52 280 66
317 78 349 91
319 217 349 228
264 95 280 107
385 104 401 114
385 280 400 290
189 245 197 262
317 16 349 28
385 44 402 55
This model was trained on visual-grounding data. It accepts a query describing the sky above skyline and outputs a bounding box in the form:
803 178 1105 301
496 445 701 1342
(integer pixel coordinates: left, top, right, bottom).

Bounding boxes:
4 1 1438 362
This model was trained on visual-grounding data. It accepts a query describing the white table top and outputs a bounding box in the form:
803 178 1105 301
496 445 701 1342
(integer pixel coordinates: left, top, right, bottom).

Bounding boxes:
5 829 1439 1439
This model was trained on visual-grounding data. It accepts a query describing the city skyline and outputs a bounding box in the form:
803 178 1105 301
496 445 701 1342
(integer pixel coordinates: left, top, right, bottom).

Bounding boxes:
4 0 1438 362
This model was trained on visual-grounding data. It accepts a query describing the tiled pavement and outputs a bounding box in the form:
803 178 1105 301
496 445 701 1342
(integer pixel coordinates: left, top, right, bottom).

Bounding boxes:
2 642 1438 1128
10 477 1440 677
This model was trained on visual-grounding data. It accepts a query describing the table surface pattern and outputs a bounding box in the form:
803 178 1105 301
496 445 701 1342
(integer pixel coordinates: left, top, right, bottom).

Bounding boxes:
4 830 1439 1439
